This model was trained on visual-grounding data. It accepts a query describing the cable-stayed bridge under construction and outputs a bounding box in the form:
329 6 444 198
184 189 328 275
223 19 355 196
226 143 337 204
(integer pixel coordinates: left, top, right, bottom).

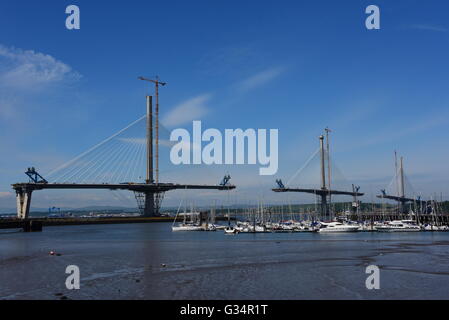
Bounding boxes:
12 95 235 220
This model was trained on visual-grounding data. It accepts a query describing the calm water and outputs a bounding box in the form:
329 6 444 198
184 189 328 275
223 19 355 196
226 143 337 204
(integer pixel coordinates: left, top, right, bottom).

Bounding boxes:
1 223 449 300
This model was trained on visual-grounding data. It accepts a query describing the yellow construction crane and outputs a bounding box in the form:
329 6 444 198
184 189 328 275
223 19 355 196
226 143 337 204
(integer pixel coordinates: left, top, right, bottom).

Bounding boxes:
138 76 166 184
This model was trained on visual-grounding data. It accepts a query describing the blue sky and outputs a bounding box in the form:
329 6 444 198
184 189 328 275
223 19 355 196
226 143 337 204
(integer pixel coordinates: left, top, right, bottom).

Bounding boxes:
1 0 449 210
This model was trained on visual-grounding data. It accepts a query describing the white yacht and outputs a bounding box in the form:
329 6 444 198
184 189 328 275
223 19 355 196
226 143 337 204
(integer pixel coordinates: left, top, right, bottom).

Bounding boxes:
358 223 377 232
224 226 239 234
172 223 203 231
203 224 217 231
172 211 203 232
254 225 266 233
280 223 295 231
317 221 360 233
376 220 421 232
422 224 448 231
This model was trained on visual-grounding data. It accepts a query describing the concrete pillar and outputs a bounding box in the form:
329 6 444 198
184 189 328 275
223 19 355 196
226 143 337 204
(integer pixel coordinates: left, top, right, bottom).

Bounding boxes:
16 188 32 220
319 136 329 221
143 191 155 217
23 220 42 232
146 96 153 184
319 136 326 190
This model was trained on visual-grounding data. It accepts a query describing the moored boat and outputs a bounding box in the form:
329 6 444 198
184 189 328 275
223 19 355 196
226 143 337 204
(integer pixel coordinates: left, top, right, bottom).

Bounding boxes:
317 221 360 233
376 220 421 232
172 222 203 231
224 226 239 234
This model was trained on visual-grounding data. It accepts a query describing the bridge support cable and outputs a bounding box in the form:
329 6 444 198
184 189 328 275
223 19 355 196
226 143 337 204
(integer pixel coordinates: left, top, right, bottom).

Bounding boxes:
46 115 146 180
123 138 145 183
286 148 320 187
113 139 144 184
93 137 138 183
71 139 120 183
80 140 129 183
96 139 137 183
46 116 147 184
52 138 121 183
132 141 146 182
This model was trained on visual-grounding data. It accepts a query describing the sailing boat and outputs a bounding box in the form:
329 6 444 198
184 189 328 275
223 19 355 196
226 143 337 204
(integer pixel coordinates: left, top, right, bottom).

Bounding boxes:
224 208 238 234
172 201 203 231
205 204 221 231
422 197 449 231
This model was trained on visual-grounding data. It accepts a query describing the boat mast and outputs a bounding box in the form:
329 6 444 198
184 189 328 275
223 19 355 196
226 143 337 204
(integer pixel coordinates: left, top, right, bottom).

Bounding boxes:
400 156 406 216
325 127 332 219
400 156 405 198
394 151 399 197
394 151 400 213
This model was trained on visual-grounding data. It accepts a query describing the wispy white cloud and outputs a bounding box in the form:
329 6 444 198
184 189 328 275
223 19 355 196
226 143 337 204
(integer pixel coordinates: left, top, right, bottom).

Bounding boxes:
408 24 449 33
0 44 81 90
162 94 211 127
0 44 82 126
238 67 285 92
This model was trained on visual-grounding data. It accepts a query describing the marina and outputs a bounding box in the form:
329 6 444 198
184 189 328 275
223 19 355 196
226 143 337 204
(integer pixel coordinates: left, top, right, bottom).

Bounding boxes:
161 130 449 235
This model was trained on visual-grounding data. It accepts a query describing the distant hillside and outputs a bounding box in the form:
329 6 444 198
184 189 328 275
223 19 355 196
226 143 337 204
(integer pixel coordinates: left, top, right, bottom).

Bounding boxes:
0 205 134 215
2 201 448 216
0 208 17 214
70 205 134 212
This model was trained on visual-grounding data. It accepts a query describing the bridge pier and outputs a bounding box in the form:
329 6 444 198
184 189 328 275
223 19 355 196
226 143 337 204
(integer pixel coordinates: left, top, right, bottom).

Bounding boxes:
144 192 155 217
23 220 43 232
16 187 33 220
